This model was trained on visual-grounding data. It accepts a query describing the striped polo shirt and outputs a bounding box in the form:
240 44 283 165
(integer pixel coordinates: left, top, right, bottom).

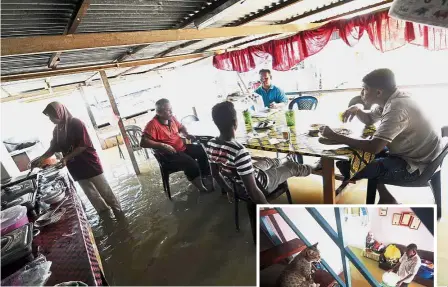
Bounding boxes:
205 138 267 191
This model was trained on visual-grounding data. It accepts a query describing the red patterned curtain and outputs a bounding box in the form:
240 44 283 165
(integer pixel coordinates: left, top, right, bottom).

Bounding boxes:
213 10 448 72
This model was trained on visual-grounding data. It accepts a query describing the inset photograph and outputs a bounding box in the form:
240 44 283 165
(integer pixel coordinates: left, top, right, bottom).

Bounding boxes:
259 206 435 287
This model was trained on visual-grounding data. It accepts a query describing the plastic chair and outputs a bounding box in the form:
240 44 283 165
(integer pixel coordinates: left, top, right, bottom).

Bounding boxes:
124 125 149 159
366 142 448 220
224 172 292 244
147 148 183 200
181 115 199 126
148 138 211 200
288 96 318 110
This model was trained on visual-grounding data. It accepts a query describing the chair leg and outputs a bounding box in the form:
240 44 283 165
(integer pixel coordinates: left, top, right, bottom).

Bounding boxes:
246 201 256 245
234 198 240 232
144 149 150 159
366 179 377 204
162 172 172 200
286 189 293 204
429 171 442 220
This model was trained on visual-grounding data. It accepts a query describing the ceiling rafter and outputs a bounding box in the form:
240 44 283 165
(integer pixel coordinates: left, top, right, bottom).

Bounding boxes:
48 0 91 69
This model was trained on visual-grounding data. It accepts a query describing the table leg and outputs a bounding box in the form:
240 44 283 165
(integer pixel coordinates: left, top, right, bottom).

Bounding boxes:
116 136 125 159
321 157 336 204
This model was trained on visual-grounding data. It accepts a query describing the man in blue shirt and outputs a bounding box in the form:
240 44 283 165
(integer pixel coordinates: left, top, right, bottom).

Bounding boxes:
255 69 288 108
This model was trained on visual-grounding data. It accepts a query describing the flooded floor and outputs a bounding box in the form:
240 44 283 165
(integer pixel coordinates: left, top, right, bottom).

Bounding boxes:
76 154 256 286
74 145 447 285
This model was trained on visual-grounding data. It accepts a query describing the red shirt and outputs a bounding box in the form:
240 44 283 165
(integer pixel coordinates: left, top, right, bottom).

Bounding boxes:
143 116 186 152
51 118 103 181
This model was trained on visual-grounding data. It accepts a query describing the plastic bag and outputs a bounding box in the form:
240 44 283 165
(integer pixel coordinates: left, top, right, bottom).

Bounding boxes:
384 244 401 260
1 255 52 286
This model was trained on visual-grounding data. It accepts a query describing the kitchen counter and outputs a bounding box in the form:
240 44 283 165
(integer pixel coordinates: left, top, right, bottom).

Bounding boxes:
1 170 106 286
32 175 105 286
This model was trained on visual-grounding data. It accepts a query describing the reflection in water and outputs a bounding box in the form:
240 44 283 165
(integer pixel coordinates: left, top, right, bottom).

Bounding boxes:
76 161 256 286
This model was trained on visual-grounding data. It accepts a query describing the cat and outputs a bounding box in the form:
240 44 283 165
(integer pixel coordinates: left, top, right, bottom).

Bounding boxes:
277 242 321 287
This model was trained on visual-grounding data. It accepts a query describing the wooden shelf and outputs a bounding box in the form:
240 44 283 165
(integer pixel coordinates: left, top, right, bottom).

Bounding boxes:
260 209 278 217
260 238 305 270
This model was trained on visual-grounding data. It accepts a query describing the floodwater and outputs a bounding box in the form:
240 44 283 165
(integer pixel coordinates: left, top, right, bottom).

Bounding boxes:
76 159 256 286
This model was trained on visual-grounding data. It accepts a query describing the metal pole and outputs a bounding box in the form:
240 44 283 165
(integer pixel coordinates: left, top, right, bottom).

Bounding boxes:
236 72 249 93
335 208 352 287
99 70 140 175
78 86 97 129
306 208 380 287
275 208 346 287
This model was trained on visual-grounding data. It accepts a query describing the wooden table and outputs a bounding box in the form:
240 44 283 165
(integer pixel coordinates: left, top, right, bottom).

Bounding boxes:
186 110 370 204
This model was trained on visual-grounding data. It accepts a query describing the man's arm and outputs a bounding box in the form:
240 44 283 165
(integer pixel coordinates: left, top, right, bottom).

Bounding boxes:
179 125 194 139
391 261 401 272
210 163 233 194
270 88 288 108
240 174 269 204
334 134 387 154
343 105 379 126
140 134 176 154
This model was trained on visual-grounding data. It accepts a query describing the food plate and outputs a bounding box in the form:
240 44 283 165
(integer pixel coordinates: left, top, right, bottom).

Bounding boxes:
34 208 66 228
254 120 275 130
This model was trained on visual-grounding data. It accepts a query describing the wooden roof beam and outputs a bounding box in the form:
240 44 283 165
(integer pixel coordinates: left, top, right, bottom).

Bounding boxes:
48 0 91 69
1 51 216 82
1 23 320 57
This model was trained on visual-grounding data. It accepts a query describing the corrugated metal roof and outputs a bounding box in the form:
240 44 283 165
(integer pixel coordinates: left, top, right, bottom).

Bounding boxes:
0 0 81 38
1 0 391 95
1 54 54 75
57 47 133 67
75 0 222 33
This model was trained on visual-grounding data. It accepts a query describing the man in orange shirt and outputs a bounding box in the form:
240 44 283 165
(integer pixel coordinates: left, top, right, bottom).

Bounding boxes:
140 98 212 193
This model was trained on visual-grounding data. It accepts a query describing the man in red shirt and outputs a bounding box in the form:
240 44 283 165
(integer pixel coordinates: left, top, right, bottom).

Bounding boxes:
141 98 212 193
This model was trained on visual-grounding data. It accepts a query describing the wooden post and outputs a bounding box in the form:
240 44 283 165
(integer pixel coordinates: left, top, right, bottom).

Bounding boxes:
322 157 336 204
99 70 140 175
78 86 97 129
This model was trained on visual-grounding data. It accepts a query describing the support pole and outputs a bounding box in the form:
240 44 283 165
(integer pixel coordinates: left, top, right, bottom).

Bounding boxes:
335 208 352 287
78 86 97 129
306 208 380 287
275 208 346 287
99 70 140 175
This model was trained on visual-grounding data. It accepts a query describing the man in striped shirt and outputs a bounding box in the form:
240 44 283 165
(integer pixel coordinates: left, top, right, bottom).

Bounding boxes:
205 101 314 204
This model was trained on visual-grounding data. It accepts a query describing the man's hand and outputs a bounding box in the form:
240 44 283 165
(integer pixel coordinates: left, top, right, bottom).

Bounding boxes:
342 105 361 123
60 157 68 167
186 134 196 141
319 126 338 140
269 102 280 109
162 144 176 154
